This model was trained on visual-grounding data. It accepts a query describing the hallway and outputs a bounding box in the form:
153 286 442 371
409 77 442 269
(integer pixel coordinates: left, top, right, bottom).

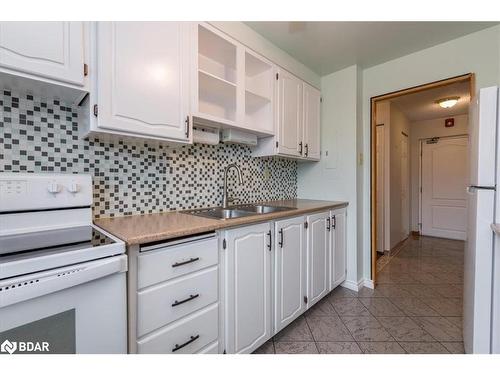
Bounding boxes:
254 236 465 354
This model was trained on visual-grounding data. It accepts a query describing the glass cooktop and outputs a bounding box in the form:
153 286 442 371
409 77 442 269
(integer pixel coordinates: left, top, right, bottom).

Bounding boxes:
0 225 116 256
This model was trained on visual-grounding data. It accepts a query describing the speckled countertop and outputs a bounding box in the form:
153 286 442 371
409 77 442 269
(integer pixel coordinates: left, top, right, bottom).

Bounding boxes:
94 199 348 246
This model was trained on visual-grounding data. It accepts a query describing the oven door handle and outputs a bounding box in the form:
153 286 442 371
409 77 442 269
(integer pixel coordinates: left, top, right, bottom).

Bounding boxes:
0 255 127 308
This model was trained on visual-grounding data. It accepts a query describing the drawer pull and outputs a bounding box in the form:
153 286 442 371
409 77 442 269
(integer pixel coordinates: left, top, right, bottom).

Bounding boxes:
172 293 200 307
172 334 200 352
172 257 200 268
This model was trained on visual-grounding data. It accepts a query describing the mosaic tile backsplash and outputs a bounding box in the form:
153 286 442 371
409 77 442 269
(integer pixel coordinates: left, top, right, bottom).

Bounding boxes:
0 90 297 218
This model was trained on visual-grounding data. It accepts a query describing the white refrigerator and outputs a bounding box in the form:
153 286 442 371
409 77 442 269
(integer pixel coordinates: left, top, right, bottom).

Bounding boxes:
463 85 500 354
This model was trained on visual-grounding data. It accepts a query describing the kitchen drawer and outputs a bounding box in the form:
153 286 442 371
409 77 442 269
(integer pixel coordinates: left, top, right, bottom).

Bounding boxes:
197 341 219 354
137 303 218 354
138 235 218 289
138 266 218 336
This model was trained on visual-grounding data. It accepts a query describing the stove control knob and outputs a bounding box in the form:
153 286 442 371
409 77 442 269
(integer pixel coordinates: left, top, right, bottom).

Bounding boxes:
67 182 80 194
47 182 61 194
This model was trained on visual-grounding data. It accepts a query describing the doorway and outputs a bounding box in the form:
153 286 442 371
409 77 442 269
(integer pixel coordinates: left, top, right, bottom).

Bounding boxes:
370 73 474 282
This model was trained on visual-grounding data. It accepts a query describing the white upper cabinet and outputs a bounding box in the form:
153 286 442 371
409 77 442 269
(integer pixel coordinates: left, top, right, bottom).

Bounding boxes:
94 22 190 142
222 222 272 354
274 216 307 334
244 50 274 134
193 23 239 127
303 83 321 161
277 69 303 157
253 69 320 162
331 208 347 288
192 23 275 138
307 211 330 307
0 21 86 88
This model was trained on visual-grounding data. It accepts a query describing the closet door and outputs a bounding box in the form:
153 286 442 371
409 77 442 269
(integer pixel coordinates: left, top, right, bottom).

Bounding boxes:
0 22 85 86
97 22 189 141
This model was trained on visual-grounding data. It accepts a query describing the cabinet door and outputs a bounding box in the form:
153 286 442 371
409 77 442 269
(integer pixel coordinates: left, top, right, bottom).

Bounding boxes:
307 211 330 306
331 208 347 288
303 83 321 160
223 222 272 354
0 22 85 86
97 22 189 141
274 216 307 333
277 69 303 157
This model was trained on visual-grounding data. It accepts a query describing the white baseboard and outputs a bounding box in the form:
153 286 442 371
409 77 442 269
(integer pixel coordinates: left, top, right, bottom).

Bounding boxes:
341 278 374 291
362 279 375 289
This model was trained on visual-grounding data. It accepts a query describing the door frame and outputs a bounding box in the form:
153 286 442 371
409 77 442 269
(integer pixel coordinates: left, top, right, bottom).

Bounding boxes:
370 73 474 283
418 134 469 239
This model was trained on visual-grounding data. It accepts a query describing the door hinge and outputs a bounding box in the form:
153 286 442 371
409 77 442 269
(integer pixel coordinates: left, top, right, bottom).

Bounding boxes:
222 238 227 250
420 186 422 193
332 215 336 229
304 222 308 229
304 296 308 304
276 141 279 148
185 116 190 139
276 72 279 80
83 63 89 77
93 104 98 117
320 97 323 103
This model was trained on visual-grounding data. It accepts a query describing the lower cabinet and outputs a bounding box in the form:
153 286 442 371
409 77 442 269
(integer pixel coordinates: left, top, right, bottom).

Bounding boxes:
274 216 307 334
221 222 272 354
306 211 330 306
331 207 347 288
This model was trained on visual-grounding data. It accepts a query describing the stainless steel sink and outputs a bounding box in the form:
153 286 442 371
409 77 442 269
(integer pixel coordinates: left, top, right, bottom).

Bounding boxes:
186 207 257 220
186 204 296 220
238 204 296 214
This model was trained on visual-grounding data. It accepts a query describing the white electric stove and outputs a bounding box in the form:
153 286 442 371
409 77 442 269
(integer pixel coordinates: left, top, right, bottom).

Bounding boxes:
0 173 127 354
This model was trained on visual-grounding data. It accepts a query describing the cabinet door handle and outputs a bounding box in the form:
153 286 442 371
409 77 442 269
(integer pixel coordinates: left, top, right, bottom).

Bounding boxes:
332 215 336 230
327 217 331 231
279 228 284 248
172 334 200 352
299 142 303 155
172 257 200 268
185 116 190 138
172 293 200 307
267 230 272 251
305 143 309 157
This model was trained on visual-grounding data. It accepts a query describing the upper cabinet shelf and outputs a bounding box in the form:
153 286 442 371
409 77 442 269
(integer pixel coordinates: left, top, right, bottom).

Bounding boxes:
192 23 275 138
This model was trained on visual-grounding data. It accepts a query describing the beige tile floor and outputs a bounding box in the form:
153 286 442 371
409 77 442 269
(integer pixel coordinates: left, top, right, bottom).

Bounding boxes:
253 235 465 354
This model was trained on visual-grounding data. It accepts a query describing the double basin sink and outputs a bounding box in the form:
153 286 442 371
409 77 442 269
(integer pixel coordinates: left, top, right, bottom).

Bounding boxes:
186 204 296 220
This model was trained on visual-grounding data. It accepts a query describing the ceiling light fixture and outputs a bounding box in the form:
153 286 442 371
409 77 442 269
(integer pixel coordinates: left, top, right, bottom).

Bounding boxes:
436 97 460 109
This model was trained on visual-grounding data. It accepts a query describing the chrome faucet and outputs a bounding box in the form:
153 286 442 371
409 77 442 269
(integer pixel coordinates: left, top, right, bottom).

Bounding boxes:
222 163 243 209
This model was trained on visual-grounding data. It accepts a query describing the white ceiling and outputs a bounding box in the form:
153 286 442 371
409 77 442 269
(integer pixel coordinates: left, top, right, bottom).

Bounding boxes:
389 81 470 122
245 22 498 76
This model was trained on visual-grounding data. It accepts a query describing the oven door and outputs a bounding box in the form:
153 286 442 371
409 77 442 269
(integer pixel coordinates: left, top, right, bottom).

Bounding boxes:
0 255 127 354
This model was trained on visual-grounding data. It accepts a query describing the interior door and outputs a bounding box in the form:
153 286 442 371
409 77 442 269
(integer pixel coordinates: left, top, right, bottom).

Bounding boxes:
277 69 302 157
401 133 410 238
307 211 329 307
376 125 385 253
303 83 321 160
223 223 272 354
274 216 307 334
97 22 189 140
0 22 85 86
421 136 469 240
